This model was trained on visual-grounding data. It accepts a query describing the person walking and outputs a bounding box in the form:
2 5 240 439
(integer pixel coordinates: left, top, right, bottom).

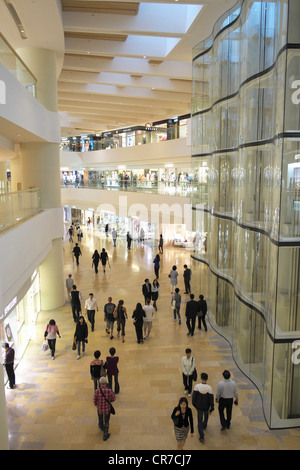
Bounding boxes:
192 372 214 443
100 248 109 273
132 302 146 344
216 370 238 431
106 347 120 394
112 228 117 247
171 287 181 324
66 273 74 302
73 242 82 266
151 278 160 311
182 348 196 396
171 397 194 450
113 300 128 343
197 294 208 331
143 298 155 340
74 315 88 359
105 223 109 237
126 231 132 250
90 350 106 390
142 279 152 304
183 264 192 294
153 254 160 279
104 297 116 339
4 343 15 389
169 265 178 294
93 377 116 441
68 225 74 242
92 249 100 273
158 234 164 254
185 294 198 336
84 293 98 332
44 319 61 360
70 285 82 323
77 226 83 242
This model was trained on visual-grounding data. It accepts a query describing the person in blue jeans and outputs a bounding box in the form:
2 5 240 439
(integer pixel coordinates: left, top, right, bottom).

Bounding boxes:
192 372 214 443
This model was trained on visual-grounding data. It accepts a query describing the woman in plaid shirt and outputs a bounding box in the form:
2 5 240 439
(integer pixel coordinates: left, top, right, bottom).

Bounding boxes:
93 377 116 441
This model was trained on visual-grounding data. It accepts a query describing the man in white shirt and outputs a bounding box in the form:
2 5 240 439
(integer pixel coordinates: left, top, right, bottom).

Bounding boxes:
216 370 238 431
66 274 74 302
143 298 155 339
85 293 99 332
182 348 196 396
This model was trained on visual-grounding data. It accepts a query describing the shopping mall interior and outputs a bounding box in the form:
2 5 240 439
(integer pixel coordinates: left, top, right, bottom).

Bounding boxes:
1 0 300 454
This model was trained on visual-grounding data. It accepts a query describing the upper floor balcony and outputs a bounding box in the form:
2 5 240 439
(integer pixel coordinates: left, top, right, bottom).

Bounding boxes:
0 188 41 234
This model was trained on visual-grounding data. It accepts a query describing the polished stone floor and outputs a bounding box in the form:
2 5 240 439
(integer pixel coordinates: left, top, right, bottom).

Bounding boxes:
5 226 300 451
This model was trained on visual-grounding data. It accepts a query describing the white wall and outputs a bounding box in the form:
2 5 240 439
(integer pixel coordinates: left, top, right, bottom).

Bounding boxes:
0 62 60 144
60 135 191 169
0 208 63 315
61 187 191 227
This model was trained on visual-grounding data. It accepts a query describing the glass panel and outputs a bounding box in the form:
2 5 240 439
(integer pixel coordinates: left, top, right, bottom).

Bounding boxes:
0 34 36 96
0 189 41 232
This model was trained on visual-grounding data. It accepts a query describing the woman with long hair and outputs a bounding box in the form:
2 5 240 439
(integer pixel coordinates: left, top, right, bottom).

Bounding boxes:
171 397 194 450
132 302 146 344
113 300 128 343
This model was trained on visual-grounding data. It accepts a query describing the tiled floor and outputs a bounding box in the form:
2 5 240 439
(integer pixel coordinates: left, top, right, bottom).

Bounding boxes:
5 226 300 450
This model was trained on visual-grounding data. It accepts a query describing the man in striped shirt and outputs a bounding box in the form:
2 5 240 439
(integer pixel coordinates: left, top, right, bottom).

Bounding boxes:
94 377 116 441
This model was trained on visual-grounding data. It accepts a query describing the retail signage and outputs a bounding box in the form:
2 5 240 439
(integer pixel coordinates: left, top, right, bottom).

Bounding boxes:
291 80 300 104
292 341 300 364
0 79 6 104
1 296 17 321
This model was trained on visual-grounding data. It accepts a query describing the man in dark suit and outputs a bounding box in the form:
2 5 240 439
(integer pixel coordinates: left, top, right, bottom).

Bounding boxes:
185 294 199 336
197 294 208 331
142 279 152 304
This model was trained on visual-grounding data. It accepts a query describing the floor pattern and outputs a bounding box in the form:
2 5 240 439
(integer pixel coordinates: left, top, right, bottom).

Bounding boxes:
5 226 300 451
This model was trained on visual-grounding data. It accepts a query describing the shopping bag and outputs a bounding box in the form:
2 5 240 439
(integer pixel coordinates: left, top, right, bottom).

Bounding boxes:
42 340 49 352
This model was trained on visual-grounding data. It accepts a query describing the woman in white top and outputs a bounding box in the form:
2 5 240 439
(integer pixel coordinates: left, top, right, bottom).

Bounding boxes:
181 348 195 396
169 265 178 294
44 319 61 360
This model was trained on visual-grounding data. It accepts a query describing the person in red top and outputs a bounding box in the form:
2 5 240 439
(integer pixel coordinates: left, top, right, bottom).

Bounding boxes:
93 377 116 441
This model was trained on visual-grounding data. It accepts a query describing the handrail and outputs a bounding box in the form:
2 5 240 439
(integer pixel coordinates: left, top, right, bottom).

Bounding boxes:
0 33 37 95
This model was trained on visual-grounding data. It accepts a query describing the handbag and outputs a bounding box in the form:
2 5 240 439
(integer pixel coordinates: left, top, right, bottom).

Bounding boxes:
100 387 116 415
171 299 176 309
72 339 77 350
42 340 49 352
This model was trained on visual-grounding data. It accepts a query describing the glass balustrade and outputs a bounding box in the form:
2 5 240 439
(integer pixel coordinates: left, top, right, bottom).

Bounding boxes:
0 33 37 97
0 188 41 233
61 178 198 198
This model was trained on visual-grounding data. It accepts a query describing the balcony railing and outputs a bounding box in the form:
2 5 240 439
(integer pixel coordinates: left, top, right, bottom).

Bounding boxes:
0 33 37 97
61 179 200 198
0 188 41 233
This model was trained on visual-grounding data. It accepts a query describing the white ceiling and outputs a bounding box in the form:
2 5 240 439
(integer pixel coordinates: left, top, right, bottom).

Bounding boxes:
1 0 237 138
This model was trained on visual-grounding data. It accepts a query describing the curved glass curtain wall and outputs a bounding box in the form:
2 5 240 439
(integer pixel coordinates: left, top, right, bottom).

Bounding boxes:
191 0 300 429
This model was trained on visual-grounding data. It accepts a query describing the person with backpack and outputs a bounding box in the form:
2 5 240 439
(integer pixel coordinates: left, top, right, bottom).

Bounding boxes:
104 297 116 339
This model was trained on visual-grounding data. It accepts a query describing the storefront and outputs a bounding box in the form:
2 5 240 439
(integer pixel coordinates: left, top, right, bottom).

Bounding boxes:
1 270 41 383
